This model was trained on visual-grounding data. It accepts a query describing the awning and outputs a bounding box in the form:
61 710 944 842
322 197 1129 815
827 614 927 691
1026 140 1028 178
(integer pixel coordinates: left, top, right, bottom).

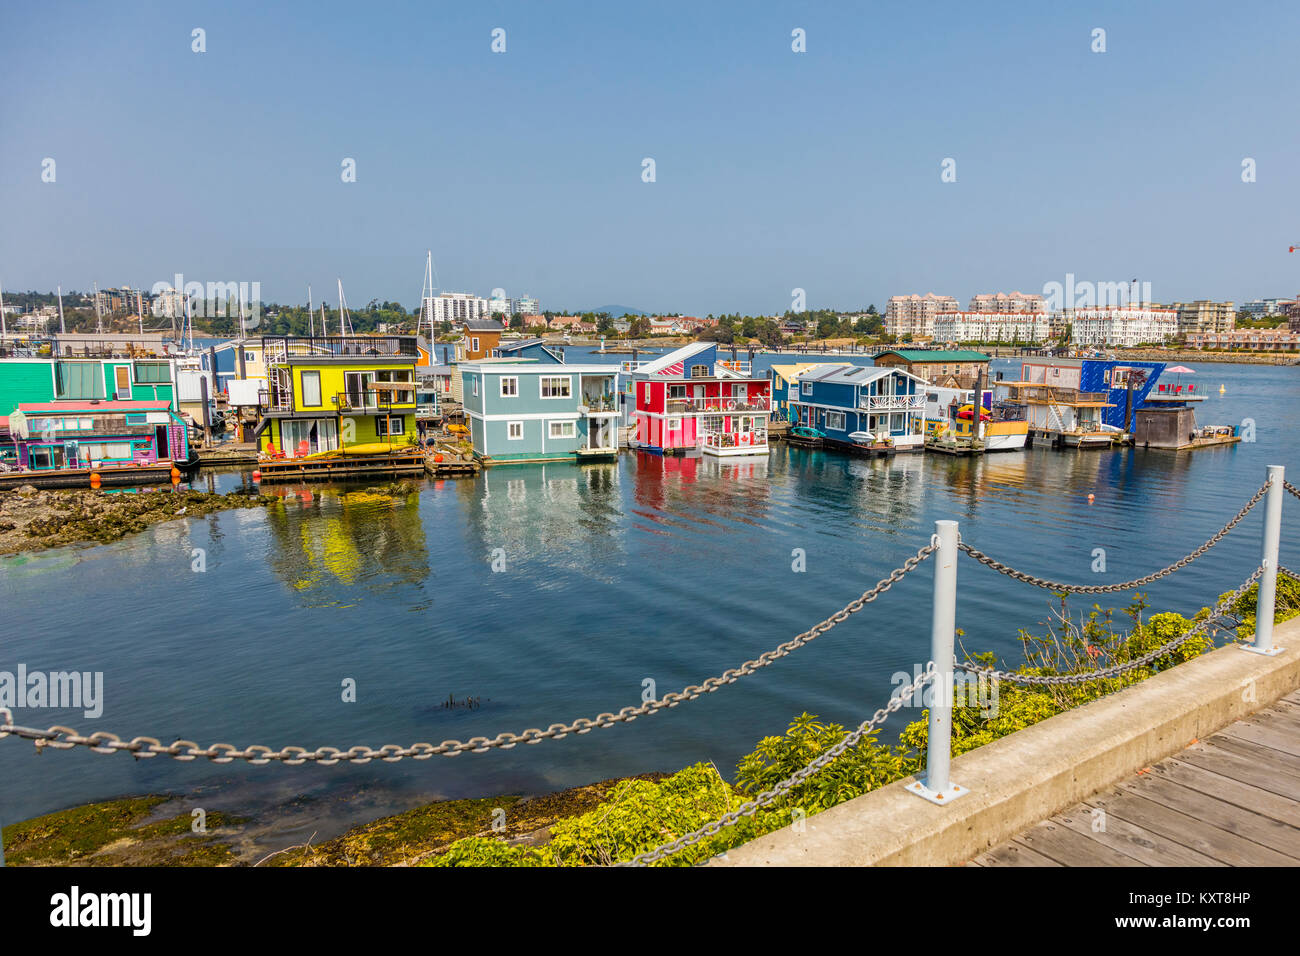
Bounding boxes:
368 382 416 391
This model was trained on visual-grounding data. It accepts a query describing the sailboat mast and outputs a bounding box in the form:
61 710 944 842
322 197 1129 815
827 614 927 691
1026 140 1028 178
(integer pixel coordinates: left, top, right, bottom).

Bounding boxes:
0 279 7 340
307 284 314 337
57 285 66 334
93 281 102 334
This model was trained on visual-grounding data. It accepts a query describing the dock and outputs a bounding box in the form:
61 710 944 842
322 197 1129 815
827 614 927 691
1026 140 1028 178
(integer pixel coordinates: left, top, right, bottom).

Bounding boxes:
425 442 480 477
195 442 261 466
253 450 428 483
0 462 187 490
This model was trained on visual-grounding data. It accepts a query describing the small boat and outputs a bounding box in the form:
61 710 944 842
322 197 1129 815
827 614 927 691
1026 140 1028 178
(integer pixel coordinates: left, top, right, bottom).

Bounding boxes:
787 425 825 447
847 431 873 445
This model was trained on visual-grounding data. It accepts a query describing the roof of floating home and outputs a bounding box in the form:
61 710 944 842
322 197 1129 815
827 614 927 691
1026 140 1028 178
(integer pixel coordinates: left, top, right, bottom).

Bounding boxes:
769 362 850 381
461 318 505 332
635 341 716 375
458 361 615 373
795 363 924 386
877 349 991 362
15 400 173 413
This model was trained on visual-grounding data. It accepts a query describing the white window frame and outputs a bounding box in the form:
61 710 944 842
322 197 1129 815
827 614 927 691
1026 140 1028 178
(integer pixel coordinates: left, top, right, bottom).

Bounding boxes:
472 376 478 396
801 381 813 395
500 376 518 397
540 375 572 399
548 419 576 439
826 411 845 430
507 421 524 440
667 417 681 431
471 336 480 353
376 415 405 437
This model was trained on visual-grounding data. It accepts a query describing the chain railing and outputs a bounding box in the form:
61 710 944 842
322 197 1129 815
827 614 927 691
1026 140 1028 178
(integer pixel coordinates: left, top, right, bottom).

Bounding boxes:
955 566 1264 686
0 544 936 764
957 481 1268 594
1286 480 1300 502
622 663 939 866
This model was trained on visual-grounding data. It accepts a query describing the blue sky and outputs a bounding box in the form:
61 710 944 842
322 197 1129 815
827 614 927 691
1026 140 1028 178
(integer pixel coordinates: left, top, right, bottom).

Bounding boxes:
2 0 1297 314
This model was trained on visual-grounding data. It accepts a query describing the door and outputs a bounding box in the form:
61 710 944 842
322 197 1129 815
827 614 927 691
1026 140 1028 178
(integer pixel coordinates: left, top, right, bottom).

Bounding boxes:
115 366 131 399
155 425 170 460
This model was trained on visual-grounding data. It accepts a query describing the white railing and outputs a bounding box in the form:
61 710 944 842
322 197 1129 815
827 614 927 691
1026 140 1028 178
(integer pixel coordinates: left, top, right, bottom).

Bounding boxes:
860 394 925 410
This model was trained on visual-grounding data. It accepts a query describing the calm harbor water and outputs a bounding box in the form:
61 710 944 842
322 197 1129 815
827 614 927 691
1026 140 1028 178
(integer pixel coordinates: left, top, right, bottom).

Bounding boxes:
0 357 1295 852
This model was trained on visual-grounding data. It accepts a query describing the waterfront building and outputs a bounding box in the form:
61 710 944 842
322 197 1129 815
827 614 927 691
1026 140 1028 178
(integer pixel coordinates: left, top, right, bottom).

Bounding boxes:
1185 328 1300 351
967 292 1046 313
514 295 539 316
6 399 189 472
460 361 619 463
254 334 419 458
630 342 772 456
1240 298 1293 318
788 364 927 452
206 339 267 394
884 294 960 338
1063 306 1177 347
488 293 513 317
873 349 991 389
1167 300 1236 336
769 362 849 423
994 358 1167 447
454 318 505 362
932 312 1050 345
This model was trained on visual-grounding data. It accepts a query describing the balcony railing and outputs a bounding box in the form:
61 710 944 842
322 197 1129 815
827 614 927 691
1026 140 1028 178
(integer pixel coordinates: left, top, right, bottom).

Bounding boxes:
666 397 771 414
335 390 414 413
859 394 925 411
262 335 419 359
580 396 619 413
701 430 768 449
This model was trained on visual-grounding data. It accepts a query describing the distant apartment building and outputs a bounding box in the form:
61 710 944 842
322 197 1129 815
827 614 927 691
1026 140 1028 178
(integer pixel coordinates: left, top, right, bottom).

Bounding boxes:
933 311 1050 344
1241 298 1294 318
966 291 1046 314
423 292 489 325
1186 328 1299 351
487 293 513 317
95 287 148 316
1165 300 1235 337
1064 307 1177 347
514 295 540 315
885 293 959 338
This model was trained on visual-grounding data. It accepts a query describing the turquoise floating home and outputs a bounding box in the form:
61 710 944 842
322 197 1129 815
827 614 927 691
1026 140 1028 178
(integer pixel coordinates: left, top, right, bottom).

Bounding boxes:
460 361 619 463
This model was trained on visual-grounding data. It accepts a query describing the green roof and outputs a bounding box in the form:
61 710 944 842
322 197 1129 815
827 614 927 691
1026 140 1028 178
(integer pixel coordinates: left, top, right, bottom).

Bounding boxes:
877 349 990 362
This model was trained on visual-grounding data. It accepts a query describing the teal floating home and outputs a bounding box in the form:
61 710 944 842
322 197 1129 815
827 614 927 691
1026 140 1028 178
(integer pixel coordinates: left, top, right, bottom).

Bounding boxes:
460 361 620 464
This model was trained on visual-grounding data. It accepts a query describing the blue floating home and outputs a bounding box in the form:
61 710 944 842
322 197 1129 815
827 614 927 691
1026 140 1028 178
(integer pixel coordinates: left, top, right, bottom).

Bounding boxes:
460 361 620 463
788 364 928 452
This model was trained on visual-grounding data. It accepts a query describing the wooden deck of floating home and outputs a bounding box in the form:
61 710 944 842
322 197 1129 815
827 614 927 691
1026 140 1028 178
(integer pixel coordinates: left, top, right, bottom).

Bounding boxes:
972 690 1300 867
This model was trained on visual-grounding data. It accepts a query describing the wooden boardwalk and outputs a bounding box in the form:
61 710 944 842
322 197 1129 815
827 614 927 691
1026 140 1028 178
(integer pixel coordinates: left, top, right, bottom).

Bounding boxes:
972 689 1300 867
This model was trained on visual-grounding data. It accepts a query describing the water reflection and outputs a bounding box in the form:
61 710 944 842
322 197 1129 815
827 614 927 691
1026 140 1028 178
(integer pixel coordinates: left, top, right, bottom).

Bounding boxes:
262 485 429 604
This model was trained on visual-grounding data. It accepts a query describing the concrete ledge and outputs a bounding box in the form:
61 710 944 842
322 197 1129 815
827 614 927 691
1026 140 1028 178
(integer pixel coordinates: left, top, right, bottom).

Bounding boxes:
714 616 1300 866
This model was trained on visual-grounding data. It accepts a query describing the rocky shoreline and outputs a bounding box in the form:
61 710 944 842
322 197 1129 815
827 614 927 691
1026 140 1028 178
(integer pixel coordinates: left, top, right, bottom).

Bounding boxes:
0 486 275 556
1 774 667 867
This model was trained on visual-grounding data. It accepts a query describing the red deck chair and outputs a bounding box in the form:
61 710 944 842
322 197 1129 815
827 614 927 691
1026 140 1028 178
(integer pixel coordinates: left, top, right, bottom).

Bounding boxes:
296 440 310 458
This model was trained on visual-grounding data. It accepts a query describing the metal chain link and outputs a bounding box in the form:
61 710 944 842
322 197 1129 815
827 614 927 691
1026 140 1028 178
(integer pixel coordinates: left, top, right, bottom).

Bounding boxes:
1285 480 1300 502
0 544 935 764
621 663 939 867
958 483 1268 594
955 566 1263 686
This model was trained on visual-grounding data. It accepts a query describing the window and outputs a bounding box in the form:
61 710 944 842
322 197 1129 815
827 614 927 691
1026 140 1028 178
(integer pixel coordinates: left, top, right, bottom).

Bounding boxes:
244 351 256 363
801 381 812 395
826 411 845 430
507 421 524 440
344 372 375 409
500 376 518 397
471 336 480 353
691 364 709 377
55 362 105 400
472 376 479 396
667 417 681 431
376 416 405 436
668 384 687 399
548 420 576 439
133 361 170 383
301 370 322 407
541 376 572 399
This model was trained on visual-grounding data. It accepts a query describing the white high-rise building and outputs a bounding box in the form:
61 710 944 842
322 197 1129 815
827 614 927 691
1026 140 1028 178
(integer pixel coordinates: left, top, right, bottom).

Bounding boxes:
1064 307 1177 347
423 292 489 326
967 291 1046 313
488 293 513 317
933 311 1050 344
514 294 539 315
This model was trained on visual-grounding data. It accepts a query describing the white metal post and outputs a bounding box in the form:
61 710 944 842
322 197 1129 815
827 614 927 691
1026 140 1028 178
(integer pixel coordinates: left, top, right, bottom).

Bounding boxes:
910 519 967 804
1246 464 1285 656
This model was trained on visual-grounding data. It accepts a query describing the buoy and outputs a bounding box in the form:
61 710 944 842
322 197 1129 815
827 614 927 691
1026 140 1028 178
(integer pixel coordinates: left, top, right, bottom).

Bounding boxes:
1219 384 1225 394
1087 493 1095 504
434 453 444 463
170 466 181 479
90 472 102 488
252 469 262 481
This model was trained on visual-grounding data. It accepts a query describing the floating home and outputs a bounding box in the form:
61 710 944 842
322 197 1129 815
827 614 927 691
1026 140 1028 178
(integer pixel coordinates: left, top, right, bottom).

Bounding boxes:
923 385 1028 452
460 361 619 463
769 362 849 423
254 335 419 458
1 399 191 486
788 364 927 453
993 358 1164 448
630 342 772 456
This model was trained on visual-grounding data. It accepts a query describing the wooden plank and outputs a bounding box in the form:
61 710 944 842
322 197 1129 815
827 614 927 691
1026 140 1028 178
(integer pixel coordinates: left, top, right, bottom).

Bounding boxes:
1010 819 1147 867
1156 758 1300 827
972 840 1062 867
1251 707 1300 737
1281 688 1300 707
1220 719 1300 758
1203 734 1300 780
1088 789 1296 866
1176 742 1300 799
1116 773 1300 859
1055 804 1224 866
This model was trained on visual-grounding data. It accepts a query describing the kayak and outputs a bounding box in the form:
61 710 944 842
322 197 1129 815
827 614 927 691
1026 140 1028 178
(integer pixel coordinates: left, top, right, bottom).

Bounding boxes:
301 443 409 460
789 426 825 440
